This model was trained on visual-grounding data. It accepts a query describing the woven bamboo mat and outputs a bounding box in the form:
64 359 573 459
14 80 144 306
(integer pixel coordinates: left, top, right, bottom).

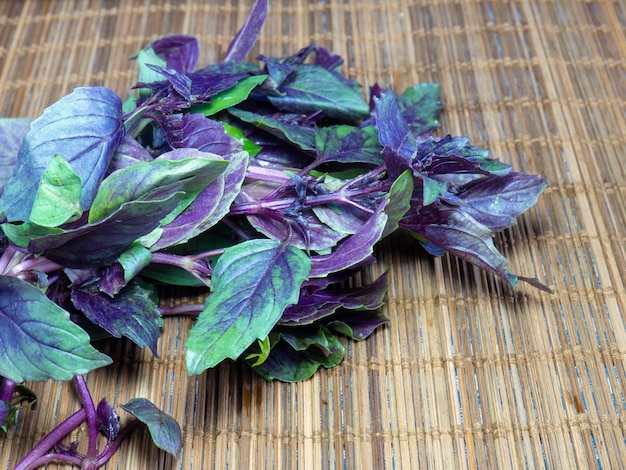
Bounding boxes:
1 0 625 468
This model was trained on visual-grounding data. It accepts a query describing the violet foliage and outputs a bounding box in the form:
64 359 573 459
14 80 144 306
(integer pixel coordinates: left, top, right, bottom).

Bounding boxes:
0 0 549 465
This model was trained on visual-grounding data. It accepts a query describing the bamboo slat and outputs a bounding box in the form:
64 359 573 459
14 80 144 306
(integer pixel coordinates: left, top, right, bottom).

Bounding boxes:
0 1 625 469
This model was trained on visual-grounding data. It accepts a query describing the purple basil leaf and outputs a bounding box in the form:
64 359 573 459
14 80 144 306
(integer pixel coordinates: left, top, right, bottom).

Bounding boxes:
454 172 548 231
396 83 442 136
0 118 33 195
228 107 316 151
243 196 348 252
0 275 112 382
309 198 388 278
149 35 200 73
314 125 383 166
401 205 511 282
146 64 193 101
223 0 269 62
250 327 344 382
259 54 300 89
153 151 248 250
314 46 344 71
313 46 364 94
0 87 124 223
326 310 388 341
186 239 310 374
373 90 416 179
29 191 183 267
90 150 227 224
106 133 153 175
99 263 126 297
280 272 387 325
267 65 370 120
96 398 120 442
259 45 316 90
121 398 182 458
72 280 163 356
415 135 510 176
280 292 343 325
161 113 242 155
99 242 153 296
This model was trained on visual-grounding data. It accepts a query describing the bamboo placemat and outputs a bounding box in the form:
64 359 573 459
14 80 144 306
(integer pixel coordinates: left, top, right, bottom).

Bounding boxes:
1 1 625 469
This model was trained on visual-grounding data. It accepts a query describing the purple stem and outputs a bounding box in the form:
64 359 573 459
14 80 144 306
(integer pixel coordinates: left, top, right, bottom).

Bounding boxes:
73 376 98 459
0 377 16 403
159 303 205 317
151 253 212 277
17 453 84 470
13 408 87 470
95 419 141 467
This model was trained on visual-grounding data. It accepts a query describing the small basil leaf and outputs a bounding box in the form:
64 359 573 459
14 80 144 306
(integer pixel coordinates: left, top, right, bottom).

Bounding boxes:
121 398 182 458
30 154 82 227
96 398 120 442
72 280 163 356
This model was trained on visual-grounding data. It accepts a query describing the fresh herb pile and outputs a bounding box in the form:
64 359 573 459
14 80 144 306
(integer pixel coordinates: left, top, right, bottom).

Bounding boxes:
0 0 548 467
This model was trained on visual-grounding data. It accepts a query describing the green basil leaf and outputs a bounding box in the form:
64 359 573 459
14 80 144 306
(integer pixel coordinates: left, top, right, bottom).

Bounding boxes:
0 275 112 382
30 154 82 227
186 239 310 374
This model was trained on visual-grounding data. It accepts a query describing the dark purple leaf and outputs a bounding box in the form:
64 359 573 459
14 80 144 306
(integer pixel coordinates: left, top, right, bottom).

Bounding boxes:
455 172 547 231
326 309 388 340
373 90 416 179
149 35 200 73
153 151 248 250
72 280 163 356
401 205 511 281
244 198 348 252
146 64 193 101
161 113 242 155
280 272 388 325
96 398 120 442
106 133 153 175
0 118 32 195
223 0 269 62
0 87 124 222
309 198 388 278
415 135 510 176
121 398 182 458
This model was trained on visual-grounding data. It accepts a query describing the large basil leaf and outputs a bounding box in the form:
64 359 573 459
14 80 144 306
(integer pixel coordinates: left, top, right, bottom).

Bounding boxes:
0 118 32 195
0 275 112 382
29 154 82 227
153 151 248 250
186 239 310 374
0 87 124 222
